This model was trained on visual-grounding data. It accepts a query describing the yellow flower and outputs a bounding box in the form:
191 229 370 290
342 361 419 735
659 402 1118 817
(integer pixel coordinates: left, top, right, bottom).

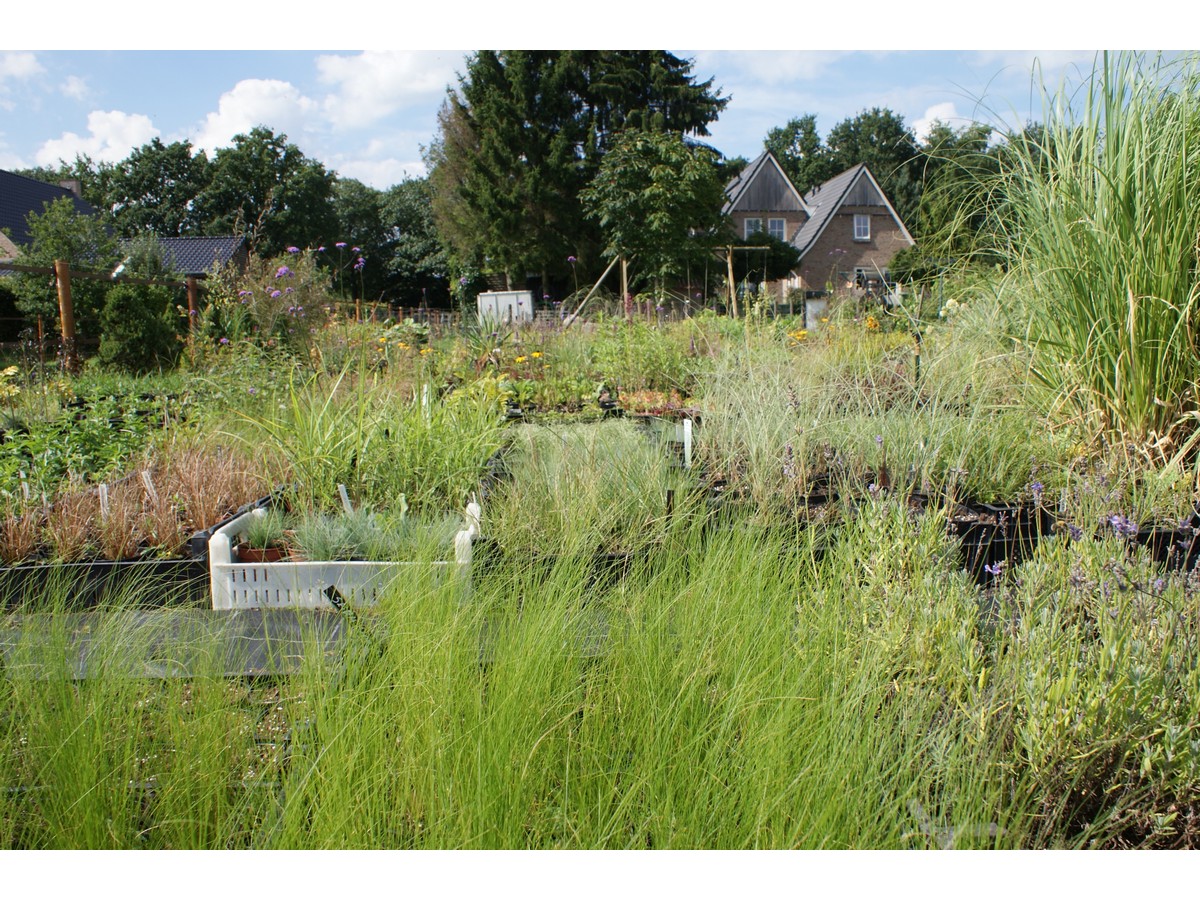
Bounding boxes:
397 341 410 350
420 347 433 356
865 315 880 331
515 355 527 364
531 351 543 358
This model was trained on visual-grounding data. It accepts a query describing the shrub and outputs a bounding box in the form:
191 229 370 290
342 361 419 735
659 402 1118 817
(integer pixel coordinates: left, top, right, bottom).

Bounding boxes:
97 284 180 373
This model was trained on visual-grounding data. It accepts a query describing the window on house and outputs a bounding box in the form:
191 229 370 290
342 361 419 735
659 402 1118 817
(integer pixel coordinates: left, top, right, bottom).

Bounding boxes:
768 218 786 241
853 214 870 241
744 218 763 239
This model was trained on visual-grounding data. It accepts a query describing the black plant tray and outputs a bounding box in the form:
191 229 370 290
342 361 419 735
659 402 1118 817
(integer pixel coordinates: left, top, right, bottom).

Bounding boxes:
0 557 210 610
0 490 284 610
948 503 1053 582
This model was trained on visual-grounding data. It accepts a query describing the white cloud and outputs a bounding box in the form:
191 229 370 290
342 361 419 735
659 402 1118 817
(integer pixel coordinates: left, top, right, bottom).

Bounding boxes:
0 132 26 170
912 102 961 143
0 52 43 81
329 137 427 189
35 110 159 166
316 51 462 129
691 50 852 88
60 75 89 101
191 78 320 154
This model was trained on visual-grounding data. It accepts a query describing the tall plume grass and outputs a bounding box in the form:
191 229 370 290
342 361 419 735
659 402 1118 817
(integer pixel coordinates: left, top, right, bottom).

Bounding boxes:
996 52 1200 464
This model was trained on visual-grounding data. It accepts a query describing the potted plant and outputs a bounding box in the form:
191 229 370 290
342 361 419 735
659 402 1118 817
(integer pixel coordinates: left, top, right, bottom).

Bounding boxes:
236 508 289 563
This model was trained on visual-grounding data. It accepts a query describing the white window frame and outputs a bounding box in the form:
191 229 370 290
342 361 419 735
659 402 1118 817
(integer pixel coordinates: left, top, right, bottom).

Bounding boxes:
767 218 786 241
853 214 870 241
744 217 763 239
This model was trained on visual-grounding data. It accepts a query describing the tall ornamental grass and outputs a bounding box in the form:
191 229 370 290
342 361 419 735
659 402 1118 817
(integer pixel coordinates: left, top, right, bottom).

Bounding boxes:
998 52 1200 462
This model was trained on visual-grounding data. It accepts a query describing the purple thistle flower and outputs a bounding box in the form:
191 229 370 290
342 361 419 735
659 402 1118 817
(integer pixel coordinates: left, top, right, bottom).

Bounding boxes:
286 246 300 254
270 290 282 299
285 287 295 294
237 290 252 298
248 387 258 396
353 257 365 271
351 246 361 253
219 337 229 345
336 242 347 249
275 265 292 278
568 255 577 264
316 246 326 252
459 277 468 286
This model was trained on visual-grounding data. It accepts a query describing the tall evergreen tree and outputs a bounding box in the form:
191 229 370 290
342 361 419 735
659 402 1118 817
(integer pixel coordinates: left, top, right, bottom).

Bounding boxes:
426 51 728 289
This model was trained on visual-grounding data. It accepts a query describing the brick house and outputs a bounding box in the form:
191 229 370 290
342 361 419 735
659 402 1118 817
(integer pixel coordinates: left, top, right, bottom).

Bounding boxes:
723 151 914 298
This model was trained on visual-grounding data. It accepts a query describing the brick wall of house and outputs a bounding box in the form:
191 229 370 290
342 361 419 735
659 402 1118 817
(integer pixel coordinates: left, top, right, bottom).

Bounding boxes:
729 210 807 244
796 205 911 292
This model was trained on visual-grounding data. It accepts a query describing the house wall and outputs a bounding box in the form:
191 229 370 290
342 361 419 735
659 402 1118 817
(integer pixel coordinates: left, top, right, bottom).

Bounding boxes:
728 210 808 244
796 204 911 292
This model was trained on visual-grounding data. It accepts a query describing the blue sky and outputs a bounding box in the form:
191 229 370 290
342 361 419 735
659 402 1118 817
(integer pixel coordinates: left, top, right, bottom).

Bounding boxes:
0 6 1178 190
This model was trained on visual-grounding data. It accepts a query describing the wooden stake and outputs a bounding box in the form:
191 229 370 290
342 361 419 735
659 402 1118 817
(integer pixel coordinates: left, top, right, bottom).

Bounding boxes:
621 257 630 322
186 276 199 364
726 247 739 318
53 259 78 374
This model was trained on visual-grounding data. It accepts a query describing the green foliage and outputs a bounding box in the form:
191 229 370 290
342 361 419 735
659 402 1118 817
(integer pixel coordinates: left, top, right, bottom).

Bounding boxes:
581 130 727 298
198 126 337 257
763 113 835 194
427 51 727 286
11 197 117 326
106 138 211 237
994 52 1200 458
97 284 181 374
825 107 922 225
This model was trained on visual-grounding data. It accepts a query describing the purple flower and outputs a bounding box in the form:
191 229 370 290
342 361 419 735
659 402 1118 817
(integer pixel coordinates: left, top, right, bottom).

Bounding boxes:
316 246 326 252
274 265 292 278
353 256 365 271
286 246 300 254
285 287 295 294
237 290 252 298
248 387 258 395
270 290 282 299
1109 514 1138 539
459 277 468 286
351 246 361 253
875 435 884 447
1067 523 1084 541
336 242 347 249
984 561 1005 577
568 256 577 264
188 309 198 316
219 337 229 345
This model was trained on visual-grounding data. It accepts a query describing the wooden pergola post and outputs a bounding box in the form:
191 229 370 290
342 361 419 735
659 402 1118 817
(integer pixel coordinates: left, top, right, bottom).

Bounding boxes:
53 259 79 375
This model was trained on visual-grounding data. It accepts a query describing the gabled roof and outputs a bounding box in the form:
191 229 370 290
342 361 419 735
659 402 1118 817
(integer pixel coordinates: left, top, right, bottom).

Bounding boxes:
142 235 247 277
0 169 96 248
722 151 809 217
791 163 915 257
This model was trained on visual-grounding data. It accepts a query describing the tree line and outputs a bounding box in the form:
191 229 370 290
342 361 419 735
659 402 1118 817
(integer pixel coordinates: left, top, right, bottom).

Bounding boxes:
11 50 1045 310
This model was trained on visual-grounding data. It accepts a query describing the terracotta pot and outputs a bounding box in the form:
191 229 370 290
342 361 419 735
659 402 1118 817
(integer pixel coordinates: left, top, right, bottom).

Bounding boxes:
236 544 286 563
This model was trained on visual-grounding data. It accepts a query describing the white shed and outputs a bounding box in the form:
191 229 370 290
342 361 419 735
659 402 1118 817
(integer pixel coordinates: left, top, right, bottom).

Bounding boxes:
477 290 534 324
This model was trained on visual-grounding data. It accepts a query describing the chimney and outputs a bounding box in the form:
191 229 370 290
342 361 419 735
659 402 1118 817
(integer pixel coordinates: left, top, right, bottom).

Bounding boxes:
59 179 83 198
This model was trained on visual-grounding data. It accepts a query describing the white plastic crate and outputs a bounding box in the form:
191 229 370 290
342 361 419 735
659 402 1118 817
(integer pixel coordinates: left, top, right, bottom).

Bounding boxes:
208 503 480 610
